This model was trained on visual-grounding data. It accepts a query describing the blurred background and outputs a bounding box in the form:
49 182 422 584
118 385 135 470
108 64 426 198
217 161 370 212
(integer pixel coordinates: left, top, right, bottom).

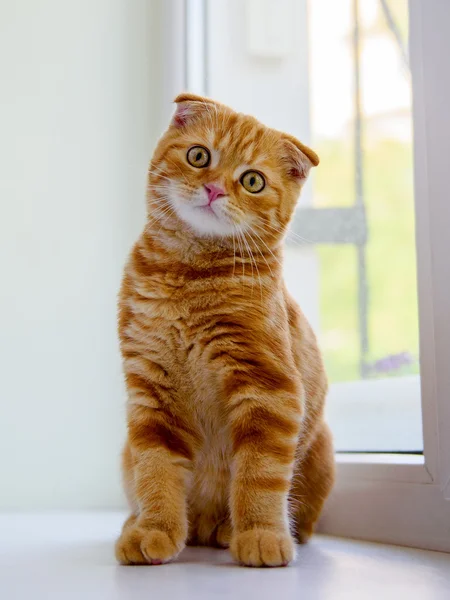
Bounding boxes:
0 0 421 511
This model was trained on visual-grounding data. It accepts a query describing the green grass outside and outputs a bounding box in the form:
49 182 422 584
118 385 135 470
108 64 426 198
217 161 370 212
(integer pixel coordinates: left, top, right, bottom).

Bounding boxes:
313 138 420 382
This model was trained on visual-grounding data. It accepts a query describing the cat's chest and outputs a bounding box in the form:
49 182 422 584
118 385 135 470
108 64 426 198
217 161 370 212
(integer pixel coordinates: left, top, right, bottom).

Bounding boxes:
131 274 229 355
133 267 232 328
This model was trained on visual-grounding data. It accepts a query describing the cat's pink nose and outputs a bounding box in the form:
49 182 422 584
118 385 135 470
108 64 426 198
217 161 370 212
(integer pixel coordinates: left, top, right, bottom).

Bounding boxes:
204 183 226 204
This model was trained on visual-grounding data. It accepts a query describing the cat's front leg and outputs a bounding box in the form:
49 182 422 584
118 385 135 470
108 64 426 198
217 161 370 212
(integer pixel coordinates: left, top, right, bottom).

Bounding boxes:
115 403 196 565
225 361 303 567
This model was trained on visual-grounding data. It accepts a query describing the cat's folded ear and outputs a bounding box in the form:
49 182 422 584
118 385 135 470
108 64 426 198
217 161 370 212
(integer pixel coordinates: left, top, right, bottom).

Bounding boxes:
171 93 217 128
281 134 319 181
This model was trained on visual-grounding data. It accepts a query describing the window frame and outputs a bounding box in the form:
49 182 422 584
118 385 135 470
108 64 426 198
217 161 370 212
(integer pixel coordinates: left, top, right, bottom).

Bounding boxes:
180 0 450 551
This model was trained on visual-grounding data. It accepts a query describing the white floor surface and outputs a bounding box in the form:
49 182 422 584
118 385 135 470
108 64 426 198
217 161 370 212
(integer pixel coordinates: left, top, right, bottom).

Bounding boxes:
1 512 449 600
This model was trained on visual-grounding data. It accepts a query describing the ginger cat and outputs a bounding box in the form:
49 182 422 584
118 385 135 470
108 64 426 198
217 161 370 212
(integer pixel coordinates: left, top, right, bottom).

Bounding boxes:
115 94 334 568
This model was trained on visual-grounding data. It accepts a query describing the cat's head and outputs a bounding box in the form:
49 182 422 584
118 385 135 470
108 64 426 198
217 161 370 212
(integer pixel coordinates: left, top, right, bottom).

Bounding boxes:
149 94 319 241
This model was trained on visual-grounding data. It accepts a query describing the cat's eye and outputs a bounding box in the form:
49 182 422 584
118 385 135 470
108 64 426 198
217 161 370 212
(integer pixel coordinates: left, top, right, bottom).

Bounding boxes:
240 170 265 193
187 145 210 168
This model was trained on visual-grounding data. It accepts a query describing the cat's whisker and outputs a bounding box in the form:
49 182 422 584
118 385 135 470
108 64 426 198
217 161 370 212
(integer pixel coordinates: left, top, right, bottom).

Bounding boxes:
245 223 283 271
151 207 176 226
246 230 274 281
149 161 178 179
286 229 312 245
153 211 176 236
148 198 172 212
156 208 176 235
149 181 192 196
247 236 261 300
147 212 171 230
232 228 237 279
148 180 171 188
276 230 310 247
165 157 191 185
237 230 250 295
152 203 174 217
234 228 246 291
148 197 173 213
151 195 170 209
148 163 168 176
148 168 193 196
148 186 171 196
241 229 263 303
240 230 255 296
257 219 313 246
148 165 173 182
147 203 176 228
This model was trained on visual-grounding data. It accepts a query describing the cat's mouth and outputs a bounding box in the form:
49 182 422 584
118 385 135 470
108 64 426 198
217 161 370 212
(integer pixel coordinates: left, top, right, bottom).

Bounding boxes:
197 204 219 217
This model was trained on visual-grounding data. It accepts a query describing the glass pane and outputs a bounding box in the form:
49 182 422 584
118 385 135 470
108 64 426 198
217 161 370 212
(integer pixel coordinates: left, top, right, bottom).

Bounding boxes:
309 0 418 382
289 0 422 451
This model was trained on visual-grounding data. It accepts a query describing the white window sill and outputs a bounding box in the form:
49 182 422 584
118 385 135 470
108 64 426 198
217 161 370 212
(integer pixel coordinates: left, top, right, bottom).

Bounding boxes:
1 511 450 599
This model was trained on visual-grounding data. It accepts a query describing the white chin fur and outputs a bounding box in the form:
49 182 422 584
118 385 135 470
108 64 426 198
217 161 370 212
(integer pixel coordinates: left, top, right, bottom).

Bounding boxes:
175 204 236 237
170 192 238 237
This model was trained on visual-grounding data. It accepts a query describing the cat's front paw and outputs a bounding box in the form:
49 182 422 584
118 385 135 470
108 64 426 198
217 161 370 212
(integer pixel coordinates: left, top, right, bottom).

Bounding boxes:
115 524 185 565
230 529 295 567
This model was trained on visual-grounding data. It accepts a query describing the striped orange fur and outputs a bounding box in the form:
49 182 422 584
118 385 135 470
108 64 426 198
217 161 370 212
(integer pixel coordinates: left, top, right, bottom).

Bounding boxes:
115 94 335 567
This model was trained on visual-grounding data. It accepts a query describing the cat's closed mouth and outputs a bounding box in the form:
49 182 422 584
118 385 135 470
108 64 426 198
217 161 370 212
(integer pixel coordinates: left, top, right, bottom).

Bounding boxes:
197 204 219 217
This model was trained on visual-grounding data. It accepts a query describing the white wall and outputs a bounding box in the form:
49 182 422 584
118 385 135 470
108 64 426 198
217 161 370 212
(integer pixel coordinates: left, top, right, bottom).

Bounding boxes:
0 0 166 509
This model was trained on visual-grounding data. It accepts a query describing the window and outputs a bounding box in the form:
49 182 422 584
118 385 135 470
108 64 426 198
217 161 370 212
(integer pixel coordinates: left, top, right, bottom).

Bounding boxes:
180 0 450 551
288 0 421 452
185 0 421 452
